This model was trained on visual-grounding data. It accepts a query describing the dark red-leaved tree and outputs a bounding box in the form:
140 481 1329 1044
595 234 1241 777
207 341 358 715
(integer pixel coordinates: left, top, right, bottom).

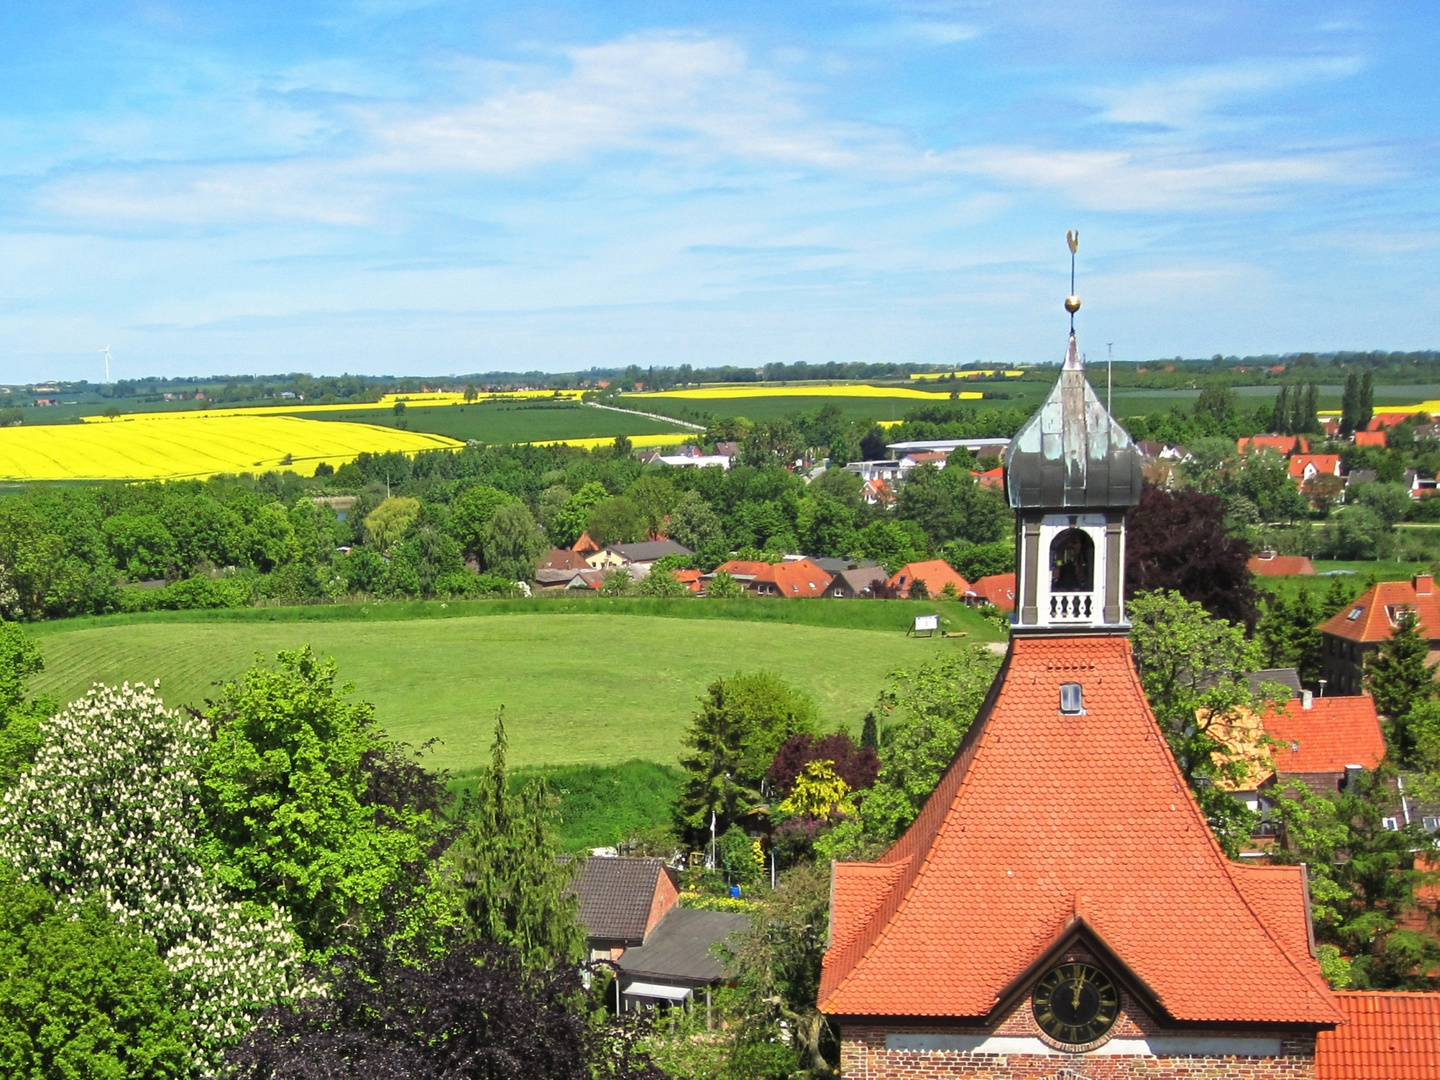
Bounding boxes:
1125 485 1258 628
225 940 663 1080
766 732 879 797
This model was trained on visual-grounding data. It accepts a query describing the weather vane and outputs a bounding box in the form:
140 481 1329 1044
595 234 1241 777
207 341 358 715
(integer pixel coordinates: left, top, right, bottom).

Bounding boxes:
1065 230 1081 332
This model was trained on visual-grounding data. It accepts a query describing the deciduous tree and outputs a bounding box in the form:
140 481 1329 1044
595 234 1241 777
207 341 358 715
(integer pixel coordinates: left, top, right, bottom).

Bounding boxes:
1126 485 1258 627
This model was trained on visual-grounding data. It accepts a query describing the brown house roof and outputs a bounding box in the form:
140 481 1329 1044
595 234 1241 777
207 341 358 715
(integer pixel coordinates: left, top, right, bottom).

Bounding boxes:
1248 553 1317 576
570 857 673 944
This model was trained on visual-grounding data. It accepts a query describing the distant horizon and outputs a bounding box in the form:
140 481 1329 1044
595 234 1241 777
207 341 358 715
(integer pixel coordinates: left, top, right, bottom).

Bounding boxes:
3 3 1438 382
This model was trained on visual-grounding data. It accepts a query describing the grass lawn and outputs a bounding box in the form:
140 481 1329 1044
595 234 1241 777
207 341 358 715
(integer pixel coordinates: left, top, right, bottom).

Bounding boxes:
284 401 692 443
30 609 990 774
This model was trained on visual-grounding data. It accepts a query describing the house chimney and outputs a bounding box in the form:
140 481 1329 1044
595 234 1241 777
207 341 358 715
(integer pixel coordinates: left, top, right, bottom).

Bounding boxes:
1301 689 1313 710
1414 573 1433 596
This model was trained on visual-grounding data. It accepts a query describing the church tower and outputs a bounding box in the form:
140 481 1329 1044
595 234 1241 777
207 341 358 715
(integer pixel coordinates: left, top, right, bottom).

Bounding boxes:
1005 330 1143 632
818 261 1341 1078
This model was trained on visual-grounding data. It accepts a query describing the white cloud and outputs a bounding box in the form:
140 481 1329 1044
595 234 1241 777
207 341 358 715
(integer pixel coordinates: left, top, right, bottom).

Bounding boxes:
939 144 1386 211
1089 56 1363 131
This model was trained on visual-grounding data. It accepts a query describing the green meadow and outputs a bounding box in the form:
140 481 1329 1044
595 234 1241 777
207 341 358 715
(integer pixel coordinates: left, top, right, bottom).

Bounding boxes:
285 400 693 443
30 604 996 774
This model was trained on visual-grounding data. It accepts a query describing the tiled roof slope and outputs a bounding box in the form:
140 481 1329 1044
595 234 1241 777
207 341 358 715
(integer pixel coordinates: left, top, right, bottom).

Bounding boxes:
1317 992 1440 1079
1264 696 1387 774
1248 553 1317 576
1319 578 1440 644
819 634 1342 1025
571 857 668 943
885 560 970 599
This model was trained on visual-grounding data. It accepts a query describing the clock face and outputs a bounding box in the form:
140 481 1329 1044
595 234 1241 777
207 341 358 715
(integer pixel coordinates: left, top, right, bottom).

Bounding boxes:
1031 962 1120 1047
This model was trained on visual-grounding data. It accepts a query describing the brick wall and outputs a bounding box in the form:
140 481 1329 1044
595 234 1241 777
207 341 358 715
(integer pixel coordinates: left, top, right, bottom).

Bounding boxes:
837 986 1318 1079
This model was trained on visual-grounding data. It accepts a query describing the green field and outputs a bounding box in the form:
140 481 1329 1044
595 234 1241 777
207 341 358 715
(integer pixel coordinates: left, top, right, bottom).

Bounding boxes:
284 400 692 443
30 608 992 774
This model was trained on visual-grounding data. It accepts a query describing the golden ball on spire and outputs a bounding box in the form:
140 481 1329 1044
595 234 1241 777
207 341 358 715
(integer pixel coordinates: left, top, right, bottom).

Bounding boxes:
1064 294 1081 314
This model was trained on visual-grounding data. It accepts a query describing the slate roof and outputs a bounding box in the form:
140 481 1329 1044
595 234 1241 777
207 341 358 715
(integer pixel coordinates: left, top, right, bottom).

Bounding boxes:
1319 578 1440 645
1317 992 1440 1079
819 634 1342 1026
1247 667 1302 698
833 565 888 596
810 557 880 575
571 857 671 944
607 539 693 563
616 908 751 984
1264 695 1387 774
539 548 591 572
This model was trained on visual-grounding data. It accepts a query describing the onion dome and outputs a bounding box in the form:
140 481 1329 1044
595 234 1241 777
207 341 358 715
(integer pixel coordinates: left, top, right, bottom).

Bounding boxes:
1004 331 1144 509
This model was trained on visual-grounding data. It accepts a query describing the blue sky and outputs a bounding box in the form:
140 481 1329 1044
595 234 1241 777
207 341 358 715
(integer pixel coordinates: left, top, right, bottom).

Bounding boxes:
2 1 1438 382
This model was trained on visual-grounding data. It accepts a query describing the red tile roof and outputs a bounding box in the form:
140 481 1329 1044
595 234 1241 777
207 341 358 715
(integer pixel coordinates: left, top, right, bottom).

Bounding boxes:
1248 553 1317 576
1263 696 1387 774
1290 454 1343 479
885 560 970 599
713 558 833 598
1354 430 1388 448
1370 413 1414 432
819 634 1341 1025
972 466 1005 489
571 532 601 556
1317 992 1440 1079
1319 577 1440 645
968 572 1016 611
1239 434 1308 455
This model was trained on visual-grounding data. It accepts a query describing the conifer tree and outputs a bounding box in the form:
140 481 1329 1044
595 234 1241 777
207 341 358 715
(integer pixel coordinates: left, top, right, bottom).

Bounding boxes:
1358 370 1375 431
1340 373 1359 435
859 710 879 751
449 712 585 969
1302 382 1320 434
1366 610 1439 761
1271 384 1290 433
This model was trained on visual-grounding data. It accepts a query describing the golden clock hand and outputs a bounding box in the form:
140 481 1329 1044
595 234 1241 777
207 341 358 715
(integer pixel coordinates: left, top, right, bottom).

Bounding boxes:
1071 969 1086 1010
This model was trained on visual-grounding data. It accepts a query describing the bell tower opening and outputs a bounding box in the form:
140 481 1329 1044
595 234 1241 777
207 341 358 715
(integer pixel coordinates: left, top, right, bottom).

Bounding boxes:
1050 528 1094 592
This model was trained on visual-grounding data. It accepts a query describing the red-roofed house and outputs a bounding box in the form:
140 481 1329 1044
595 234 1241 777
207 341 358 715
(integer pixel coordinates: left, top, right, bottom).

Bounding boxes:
1290 454 1343 482
1319 574 1440 696
571 532 601 557
709 558 833 598
1263 694 1388 794
884 559 969 599
972 465 1005 490
821 327 1345 1079
966 571 1016 611
1248 552 1317 576
1239 434 1308 455
1369 413 1413 432
1353 430 1387 448
1317 992 1440 1080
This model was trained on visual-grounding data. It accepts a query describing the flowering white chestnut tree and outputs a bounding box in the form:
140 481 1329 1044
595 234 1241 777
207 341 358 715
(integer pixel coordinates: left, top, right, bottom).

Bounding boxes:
0 680 314 1076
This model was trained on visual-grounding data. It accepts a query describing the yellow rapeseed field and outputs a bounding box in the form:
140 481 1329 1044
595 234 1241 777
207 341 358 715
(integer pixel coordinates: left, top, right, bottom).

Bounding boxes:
0 414 464 482
77 389 585 424
527 433 690 451
1318 400 1440 419
633 384 982 401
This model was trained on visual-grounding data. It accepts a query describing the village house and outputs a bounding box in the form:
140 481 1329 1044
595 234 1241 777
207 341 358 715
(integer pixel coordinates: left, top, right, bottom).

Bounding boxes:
821 324 1356 1080
885 559 970 600
586 539 693 573
828 565 889 599
569 856 748 1012
1288 453 1343 483
965 571 1016 612
1238 434 1309 455
1318 574 1440 695
707 558 832 598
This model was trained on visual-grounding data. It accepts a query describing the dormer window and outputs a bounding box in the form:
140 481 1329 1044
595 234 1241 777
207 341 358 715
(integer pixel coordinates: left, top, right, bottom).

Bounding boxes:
1059 683 1084 714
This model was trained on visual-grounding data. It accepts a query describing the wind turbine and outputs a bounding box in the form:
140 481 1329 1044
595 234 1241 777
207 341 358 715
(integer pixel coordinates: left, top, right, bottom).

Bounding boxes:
100 345 111 384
